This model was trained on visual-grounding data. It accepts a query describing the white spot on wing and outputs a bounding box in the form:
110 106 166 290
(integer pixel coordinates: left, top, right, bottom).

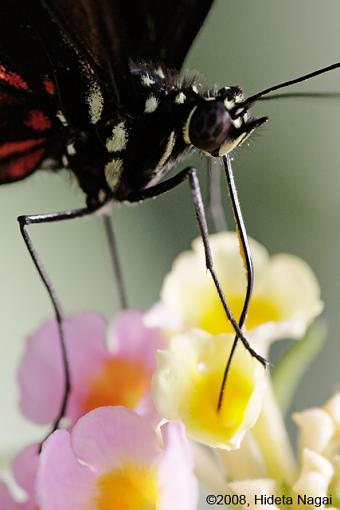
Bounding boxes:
142 74 155 87
104 158 123 190
87 82 104 124
106 122 128 152
144 95 158 113
175 92 186 104
56 110 68 126
192 85 199 93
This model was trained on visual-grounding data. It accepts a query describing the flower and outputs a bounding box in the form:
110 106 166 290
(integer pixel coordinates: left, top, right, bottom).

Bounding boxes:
152 328 265 448
18 310 165 427
159 232 322 348
293 393 340 504
198 390 340 509
0 444 39 510
36 406 198 510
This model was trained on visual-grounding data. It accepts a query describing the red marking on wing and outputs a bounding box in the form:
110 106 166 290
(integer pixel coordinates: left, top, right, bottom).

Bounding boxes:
0 65 31 91
43 76 55 95
24 110 52 131
1 148 45 180
0 138 46 158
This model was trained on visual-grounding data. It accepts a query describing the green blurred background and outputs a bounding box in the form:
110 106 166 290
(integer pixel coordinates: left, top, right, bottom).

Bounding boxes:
0 0 339 467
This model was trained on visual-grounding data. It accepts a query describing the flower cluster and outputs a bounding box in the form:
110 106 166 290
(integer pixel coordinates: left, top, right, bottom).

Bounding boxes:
218 390 340 509
0 232 331 510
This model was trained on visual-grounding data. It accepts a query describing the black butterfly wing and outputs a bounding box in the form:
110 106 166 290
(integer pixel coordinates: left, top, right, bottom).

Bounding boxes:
120 0 216 69
0 0 215 184
40 0 215 72
37 0 215 119
0 0 118 184
0 1 63 183
40 0 131 105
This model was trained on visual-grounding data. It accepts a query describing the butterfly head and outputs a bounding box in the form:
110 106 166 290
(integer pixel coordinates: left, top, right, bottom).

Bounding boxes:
183 86 267 157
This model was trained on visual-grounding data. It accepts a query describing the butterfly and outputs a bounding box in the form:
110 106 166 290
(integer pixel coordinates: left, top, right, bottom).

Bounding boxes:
1 0 339 435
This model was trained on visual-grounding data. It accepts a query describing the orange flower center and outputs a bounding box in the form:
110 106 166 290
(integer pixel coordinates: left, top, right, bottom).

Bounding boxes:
82 358 150 413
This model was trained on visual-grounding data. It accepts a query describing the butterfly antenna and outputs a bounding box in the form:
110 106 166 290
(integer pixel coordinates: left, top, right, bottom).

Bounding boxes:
259 91 340 101
240 62 340 108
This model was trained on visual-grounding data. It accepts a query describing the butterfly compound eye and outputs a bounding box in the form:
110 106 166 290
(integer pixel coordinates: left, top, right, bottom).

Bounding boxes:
188 101 233 153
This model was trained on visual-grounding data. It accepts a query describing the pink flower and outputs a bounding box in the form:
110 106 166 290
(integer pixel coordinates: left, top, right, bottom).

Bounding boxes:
18 310 165 427
0 444 39 510
37 406 198 510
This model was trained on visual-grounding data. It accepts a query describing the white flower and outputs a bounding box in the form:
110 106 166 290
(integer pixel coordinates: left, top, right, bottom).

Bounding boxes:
197 392 340 509
293 393 340 504
293 449 334 499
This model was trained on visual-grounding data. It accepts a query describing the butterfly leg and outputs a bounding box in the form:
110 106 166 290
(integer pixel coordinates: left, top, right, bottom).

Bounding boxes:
215 155 256 409
187 167 266 363
207 158 228 232
102 214 128 309
127 168 267 374
17 202 111 438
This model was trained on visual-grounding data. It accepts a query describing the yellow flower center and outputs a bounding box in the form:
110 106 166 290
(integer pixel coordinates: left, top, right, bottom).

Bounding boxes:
180 341 259 446
199 294 281 335
82 358 150 413
95 464 159 510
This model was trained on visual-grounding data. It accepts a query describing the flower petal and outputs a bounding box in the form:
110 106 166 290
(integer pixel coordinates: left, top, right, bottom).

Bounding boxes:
71 407 162 473
258 254 323 336
0 482 21 510
218 432 266 481
11 444 39 499
18 312 108 424
323 393 340 427
108 309 165 372
293 449 334 498
37 430 96 510
253 378 295 484
191 442 227 493
158 422 198 510
293 409 335 455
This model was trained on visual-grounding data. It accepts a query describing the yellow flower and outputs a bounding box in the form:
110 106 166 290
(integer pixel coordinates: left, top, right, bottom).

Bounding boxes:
160 232 323 350
152 329 265 449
